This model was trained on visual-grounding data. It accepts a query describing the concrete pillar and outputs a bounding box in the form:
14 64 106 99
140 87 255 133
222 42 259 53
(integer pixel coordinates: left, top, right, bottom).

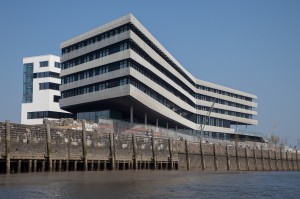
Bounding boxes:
74 161 77 171
185 140 190 170
144 113 147 126
132 134 138 170
5 120 11 174
33 160 37 172
17 160 21 173
151 135 156 169
253 148 258 171
245 147 250 171
213 144 218 170
45 122 52 172
226 145 230 170
130 106 133 123
168 138 173 170
82 121 88 171
200 138 205 170
109 132 115 170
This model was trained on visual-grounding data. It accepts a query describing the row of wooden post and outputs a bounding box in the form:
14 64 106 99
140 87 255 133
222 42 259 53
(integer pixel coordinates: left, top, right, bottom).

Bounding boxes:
184 139 300 171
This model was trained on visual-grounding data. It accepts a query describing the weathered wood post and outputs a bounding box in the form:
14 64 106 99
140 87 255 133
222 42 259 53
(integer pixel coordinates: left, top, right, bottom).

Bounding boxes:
261 146 265 171
45 121 52 172
185 140 190 170
66 130 71 172
168 138 173 170
291 152 295 171
253 148 258 171
286 151 290 170
268 150 272 171
42 160 45 172
33 160 37 172
199 138 205 170
58 160 62 172
275 151 279 171
17 160 21 173
151 134 156 169
226 144 230 170
296 150 299 171
74 160 77 171
82 121 88 171
109 132 115 170
5 120 11 174
28 160 32 173
53 160 56 172
132 134 138 170
97 160 100 171
213 143 218 170
235 142 240 171
245 147 250 171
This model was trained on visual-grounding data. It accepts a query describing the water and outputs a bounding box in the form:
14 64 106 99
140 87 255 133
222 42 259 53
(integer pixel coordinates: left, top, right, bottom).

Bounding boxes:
0 171 299 199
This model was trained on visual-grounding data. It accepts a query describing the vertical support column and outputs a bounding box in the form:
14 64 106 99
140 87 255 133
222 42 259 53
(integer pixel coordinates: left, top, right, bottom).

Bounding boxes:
17 160 21 173
268 150 272 171
144 113 147 126
226 144 230 170
82 121 88 171
53 160 56 172
42 160 45 172
168 138 173 170
281 149 284 171
151 134 156 169
33 160 37 172
253 148 258 171
66 130 71 172
235 142 240 171
166 122 168 129
245 147 250 171
28 160 32 173
296 150 299 171
103 160 107 170
213 144 218 170
132 134 137 170
185 140 190 170
5 120 11 174
58 160 62 172
261 146 265 171
97 160 100 171
109 132 115 170
45 121 52 172
199 138 205 170
286 151 290 171
156 118 158 128
91 160 94 171
74 160 77 171
130 106 133 123
275 151 279 171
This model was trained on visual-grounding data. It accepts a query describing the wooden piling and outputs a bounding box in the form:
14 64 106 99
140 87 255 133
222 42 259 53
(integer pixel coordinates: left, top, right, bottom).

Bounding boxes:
185 140 190 170
261 147 265 171
109 132 115 170
252 148 257 171
103 160 107 170
286 152 290 170
199 138 205 170
151 135 156 169
17 160 21 173
296 150 299 171
213 144 218 170
275 151 279 171
281 149 284 171
5 120 11 174
82 121 88 171
168 138 173 170
45 121 52 172
66 130 71 172
42 160 45 172
235 142 240 171
33 160 37 172
268 150 272 171
58 160 62 172
245 147 250 171
28 160 32 173
74 160 77 171
226 145 230 170
132 134 138 170
53 160 56 172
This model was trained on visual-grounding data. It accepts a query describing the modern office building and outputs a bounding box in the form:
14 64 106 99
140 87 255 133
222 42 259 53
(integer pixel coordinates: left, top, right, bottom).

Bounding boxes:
21 55 72 124
59 14 259 141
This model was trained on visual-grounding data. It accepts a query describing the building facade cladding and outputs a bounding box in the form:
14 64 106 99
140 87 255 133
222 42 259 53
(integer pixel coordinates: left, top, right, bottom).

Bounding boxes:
59 14 258 135
21 55 72 125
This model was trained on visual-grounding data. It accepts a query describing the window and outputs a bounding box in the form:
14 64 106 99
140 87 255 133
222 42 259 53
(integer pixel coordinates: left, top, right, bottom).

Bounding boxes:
27 111 73 119
53 95 60 102
23 63 33 103
40 61 49 67
55 62 60 68
39 82 60 90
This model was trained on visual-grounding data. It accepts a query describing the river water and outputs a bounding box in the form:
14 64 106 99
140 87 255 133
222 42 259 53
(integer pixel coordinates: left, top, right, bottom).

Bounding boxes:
0 171 299 199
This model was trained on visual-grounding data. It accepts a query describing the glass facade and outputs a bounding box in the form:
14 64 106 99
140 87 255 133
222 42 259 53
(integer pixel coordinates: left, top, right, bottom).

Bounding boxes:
39 82 60 90
27 111 73 119
23 63 33 103
39 61 49 67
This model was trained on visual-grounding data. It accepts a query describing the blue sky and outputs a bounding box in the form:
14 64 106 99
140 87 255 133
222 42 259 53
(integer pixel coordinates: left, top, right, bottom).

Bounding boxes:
0 0 299 146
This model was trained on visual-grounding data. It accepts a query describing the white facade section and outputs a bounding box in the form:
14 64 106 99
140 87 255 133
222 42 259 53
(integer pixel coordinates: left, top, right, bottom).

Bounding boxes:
21 55 70 125
59 14 258 136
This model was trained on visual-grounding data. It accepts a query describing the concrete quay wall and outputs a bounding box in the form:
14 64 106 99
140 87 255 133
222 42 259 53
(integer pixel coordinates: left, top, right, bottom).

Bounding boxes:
0 121 299 174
